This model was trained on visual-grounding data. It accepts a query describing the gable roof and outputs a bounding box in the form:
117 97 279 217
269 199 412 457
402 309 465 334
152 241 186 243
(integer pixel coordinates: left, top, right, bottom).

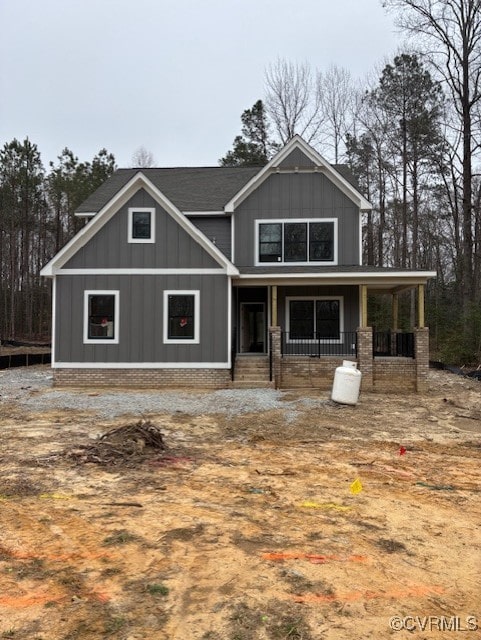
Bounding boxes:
75 153 362 216
41 172 239 276
76 167 261 215
224 135 372 213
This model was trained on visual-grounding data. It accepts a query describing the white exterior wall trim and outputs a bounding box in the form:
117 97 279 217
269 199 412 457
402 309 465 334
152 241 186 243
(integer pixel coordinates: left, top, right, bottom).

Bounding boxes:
53 362 230 369
54 268 227 275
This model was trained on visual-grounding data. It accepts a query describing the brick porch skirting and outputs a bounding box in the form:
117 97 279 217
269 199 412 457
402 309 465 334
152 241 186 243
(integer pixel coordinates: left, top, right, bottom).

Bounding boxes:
53 368 231 389
373 358 416 392
279 356 417 392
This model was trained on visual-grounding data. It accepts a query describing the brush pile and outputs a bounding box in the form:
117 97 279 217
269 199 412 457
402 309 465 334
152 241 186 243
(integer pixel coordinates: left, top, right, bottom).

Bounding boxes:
64 420 167 466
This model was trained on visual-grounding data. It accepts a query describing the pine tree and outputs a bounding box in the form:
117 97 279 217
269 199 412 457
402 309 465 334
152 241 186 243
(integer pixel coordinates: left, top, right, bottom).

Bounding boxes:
220 100 276 166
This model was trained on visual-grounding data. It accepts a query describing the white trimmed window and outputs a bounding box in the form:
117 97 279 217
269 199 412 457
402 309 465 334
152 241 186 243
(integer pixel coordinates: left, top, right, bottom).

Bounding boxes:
256 218 337 265
84 290 119 344
163 290 200 344
128 207 155 243
286 296 343 342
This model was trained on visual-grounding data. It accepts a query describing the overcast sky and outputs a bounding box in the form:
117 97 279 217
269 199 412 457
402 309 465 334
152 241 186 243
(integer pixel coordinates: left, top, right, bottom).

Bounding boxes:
0 0 403 169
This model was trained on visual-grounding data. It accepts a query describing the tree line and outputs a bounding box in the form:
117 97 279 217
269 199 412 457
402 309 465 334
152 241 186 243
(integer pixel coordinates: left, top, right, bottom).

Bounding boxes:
1 0 480 364
0 141 115 339
220 0 481 364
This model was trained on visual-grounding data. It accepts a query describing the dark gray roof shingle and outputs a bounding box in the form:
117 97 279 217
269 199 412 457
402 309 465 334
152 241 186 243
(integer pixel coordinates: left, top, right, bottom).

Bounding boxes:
76 167 261 214
76 164 361 214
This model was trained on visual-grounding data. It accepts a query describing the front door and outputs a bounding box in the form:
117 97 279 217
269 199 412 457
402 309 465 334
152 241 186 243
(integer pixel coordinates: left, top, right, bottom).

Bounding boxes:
240 302 266 353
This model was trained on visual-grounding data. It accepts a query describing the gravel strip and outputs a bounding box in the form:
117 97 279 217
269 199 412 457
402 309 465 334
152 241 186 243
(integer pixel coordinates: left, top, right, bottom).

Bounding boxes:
0 366 310 419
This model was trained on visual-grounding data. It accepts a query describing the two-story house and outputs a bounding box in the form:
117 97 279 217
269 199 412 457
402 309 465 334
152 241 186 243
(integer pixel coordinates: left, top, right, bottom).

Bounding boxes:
41 136 436 392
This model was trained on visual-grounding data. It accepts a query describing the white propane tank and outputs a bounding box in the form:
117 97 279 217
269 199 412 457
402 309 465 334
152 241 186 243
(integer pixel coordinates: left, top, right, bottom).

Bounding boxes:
331 360 362 405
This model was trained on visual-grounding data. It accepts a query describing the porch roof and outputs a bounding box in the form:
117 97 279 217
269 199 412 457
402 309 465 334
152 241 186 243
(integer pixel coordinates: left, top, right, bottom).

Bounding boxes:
233 265 436 292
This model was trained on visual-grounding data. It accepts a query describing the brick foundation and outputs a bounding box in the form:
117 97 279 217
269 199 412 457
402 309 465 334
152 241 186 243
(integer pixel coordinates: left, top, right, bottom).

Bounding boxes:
53 368 231 389
373 358 416 392
280 356 349 389
278 356 416 392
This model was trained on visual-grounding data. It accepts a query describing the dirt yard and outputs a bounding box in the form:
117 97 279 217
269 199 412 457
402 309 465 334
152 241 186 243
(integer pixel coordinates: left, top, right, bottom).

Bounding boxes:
0 367 480 640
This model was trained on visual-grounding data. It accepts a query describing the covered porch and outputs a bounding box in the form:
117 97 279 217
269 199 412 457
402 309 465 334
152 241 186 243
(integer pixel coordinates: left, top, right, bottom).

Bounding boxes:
231 269 435 392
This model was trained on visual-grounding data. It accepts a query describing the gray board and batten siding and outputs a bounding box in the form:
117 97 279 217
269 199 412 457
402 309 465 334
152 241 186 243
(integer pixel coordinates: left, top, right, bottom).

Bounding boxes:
54 274 229 364
233 172 360 268
65 189 220 270
189 216 231 260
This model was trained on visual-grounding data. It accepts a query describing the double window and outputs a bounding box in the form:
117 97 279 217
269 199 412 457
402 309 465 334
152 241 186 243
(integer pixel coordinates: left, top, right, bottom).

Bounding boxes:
128 207 155 243
84 291 119 344
83 289 200 346
286 296 343 341
163 290 200 344
257 219 337 265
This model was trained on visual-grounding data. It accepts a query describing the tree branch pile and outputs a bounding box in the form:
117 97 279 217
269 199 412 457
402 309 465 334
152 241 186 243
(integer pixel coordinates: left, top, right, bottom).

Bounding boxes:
61 420 167 466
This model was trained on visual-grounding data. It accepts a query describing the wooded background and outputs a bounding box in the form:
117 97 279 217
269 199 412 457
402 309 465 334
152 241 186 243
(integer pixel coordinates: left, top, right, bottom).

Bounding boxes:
1 1 480 364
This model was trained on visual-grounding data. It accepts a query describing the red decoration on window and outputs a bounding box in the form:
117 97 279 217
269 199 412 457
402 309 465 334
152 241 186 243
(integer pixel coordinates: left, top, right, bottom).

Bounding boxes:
180 317 188 327
101 317 108 327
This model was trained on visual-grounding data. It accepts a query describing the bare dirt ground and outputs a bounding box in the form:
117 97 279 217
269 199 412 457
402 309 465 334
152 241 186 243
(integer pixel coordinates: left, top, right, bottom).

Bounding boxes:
0 367 480 640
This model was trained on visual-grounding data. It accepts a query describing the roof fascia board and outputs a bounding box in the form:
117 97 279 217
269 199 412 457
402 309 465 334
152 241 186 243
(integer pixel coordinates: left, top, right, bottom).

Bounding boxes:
41 173 239 277
225 135 372 212
233 270 436 286
184 211 228 216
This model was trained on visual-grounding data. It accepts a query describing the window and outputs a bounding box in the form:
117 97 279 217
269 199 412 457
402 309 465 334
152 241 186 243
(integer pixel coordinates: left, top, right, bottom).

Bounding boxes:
163 290 200 344
286 296 342 341
83 291 119 344
128 207 155 243
257 219 337 265
259 223 282 262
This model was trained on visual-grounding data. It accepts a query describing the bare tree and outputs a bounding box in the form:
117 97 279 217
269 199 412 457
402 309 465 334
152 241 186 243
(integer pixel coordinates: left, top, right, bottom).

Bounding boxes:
384 0 481 308
264 58 324 145
131 146 156 168
319 64 356 163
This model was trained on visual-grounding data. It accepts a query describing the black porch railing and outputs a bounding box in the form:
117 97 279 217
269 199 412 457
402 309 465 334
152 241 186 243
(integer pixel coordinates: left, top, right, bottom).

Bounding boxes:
373 331 414 358
231 328 237 381
280 330 415 358
281 332 357 357
269 332 273 381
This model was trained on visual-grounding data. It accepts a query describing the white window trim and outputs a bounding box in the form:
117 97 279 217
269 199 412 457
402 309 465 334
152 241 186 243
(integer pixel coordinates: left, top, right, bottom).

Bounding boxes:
285 295 344 344
128 207 156 243
163 290 200 344
83 290 120 344
254 218 338 266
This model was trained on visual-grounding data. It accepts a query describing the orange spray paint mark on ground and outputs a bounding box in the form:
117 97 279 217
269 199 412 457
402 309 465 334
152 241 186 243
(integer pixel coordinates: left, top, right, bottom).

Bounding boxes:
292 584 445 604
262 552 368 564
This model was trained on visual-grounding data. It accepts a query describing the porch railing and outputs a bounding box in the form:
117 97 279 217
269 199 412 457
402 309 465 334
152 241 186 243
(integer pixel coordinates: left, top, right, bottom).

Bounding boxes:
269 332 273 382
281 330 415 358
231 328 237 381
373 331 414 358
281 332 357 357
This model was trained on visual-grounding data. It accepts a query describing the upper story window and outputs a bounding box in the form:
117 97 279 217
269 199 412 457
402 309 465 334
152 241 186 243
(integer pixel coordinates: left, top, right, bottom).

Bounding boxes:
256 218 337 265
128 207 155 243
83 290 119 344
